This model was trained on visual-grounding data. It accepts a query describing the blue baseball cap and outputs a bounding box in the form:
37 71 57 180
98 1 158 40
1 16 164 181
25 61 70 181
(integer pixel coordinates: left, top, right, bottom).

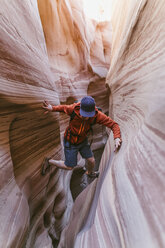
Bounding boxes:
80 96 96 117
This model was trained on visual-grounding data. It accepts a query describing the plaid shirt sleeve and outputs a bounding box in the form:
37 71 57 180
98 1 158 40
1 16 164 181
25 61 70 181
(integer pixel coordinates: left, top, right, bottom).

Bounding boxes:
52 103 77 115
96 111 121 139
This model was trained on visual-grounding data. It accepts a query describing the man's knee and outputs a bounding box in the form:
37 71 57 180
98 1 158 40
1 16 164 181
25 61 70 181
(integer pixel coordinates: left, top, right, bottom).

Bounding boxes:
66 166 73 170
87 157 95 165
65 163 75 170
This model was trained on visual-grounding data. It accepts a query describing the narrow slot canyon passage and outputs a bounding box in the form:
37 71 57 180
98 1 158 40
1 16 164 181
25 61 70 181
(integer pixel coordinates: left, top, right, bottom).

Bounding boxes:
70 146 104 201
0 0 165 248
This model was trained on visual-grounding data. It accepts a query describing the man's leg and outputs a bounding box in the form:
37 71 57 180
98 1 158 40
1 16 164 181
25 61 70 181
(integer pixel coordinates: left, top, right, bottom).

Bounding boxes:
49 139 78 170
79 140 99 178
86 157 95 174
41 140 76 175
49 159 72 170
85 157 99 178
41 157 72 175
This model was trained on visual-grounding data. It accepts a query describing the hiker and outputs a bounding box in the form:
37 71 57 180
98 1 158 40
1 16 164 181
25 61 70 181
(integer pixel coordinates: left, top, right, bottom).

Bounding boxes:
42 96 122 178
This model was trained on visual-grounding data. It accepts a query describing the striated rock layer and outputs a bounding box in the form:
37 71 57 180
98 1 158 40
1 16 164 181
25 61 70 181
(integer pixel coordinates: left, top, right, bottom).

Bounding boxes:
59 0 165 248
0 0 111 247
0 1 71 247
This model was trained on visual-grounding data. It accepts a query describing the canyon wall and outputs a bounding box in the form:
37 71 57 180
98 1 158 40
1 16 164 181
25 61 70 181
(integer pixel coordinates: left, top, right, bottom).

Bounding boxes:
0 0 111 247
0 1 66 247
1 0 165 247
59 0 165 248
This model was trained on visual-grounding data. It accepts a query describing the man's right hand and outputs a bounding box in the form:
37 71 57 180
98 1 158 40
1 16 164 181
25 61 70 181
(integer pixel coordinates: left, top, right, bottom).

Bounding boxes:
114 138 122 152
42 100 53 114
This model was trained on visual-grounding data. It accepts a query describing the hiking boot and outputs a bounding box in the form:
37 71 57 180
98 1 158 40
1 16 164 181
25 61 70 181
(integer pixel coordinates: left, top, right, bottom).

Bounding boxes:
86 171 99 178
41 157 50 176
81 167 87 173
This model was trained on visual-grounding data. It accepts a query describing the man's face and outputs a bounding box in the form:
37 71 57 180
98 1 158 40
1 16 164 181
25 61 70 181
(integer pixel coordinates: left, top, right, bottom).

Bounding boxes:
81 116 90 120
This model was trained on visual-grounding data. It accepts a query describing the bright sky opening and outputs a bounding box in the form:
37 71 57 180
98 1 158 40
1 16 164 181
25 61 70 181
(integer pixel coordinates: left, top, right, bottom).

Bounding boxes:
83 0 114 21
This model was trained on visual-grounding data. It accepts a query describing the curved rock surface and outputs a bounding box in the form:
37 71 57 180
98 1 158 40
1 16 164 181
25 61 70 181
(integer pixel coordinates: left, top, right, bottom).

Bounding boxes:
0 1 72 247
37 0 111 77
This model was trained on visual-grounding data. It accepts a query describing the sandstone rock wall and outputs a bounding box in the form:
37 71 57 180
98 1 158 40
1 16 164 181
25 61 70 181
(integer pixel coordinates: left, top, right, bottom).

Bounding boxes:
0 1 71 247
37 0 111 77
59 0 165 247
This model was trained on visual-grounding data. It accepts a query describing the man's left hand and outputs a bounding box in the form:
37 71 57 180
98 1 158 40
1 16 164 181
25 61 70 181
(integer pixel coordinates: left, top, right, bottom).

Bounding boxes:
114 138 122 152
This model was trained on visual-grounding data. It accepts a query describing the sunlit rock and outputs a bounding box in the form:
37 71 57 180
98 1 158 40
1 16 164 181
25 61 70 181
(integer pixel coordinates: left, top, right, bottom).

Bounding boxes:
37 0 112 77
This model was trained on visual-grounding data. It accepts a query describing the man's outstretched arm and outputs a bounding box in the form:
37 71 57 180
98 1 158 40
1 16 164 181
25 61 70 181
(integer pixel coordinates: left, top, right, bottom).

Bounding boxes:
96 111 122 152
42 100 76 115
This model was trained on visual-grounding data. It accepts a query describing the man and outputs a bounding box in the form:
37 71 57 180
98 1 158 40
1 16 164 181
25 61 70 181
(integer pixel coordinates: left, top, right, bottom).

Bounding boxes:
42 96 122 178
